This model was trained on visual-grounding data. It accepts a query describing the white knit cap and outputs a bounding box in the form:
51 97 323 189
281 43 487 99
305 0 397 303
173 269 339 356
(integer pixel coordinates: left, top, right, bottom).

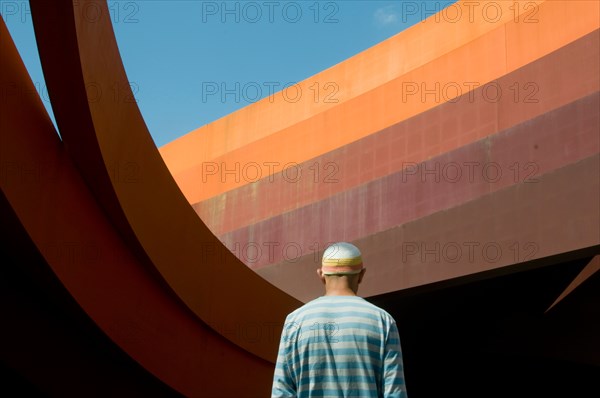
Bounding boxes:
321 242 363 275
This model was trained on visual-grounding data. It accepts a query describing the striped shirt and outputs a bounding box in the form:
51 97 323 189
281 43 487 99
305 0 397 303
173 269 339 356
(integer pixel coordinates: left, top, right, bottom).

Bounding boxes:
272 296 407 398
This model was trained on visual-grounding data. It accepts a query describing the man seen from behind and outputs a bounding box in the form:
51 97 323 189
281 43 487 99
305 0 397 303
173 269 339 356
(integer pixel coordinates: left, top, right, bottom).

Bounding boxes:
272 242 407 397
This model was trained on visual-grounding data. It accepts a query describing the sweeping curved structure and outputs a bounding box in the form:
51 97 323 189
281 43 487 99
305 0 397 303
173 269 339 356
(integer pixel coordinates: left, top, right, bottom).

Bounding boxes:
1 0 599 396
1 0 299 396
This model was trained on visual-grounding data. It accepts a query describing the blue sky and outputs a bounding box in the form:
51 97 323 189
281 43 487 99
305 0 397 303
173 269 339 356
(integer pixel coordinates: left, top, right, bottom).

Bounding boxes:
2 0 454 147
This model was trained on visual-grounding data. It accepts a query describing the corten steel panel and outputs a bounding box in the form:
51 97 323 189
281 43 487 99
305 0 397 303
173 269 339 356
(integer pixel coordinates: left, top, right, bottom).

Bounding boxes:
163 1 599 204
218 92 600 269
257 154 600 302
160 0 547 174
28 0 300 364
0 17 278 397
194 32 600 236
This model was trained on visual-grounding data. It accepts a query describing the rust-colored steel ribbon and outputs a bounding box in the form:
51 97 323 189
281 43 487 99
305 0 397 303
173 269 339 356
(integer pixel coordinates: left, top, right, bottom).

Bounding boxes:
27 0 299 362
1 14 290 396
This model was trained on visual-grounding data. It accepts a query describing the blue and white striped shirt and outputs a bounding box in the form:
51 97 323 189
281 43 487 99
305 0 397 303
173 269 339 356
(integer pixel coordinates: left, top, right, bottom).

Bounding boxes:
272 296 407 398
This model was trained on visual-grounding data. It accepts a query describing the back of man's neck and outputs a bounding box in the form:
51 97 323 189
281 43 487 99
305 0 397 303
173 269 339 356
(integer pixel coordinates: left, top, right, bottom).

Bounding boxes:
325 289 357 296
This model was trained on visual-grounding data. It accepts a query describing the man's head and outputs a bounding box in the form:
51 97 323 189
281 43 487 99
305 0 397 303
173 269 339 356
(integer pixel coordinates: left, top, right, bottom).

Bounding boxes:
317 242 366 295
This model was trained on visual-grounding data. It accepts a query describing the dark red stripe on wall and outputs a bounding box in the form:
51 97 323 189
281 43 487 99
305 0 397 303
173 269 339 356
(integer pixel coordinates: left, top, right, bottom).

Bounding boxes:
257 154 600 301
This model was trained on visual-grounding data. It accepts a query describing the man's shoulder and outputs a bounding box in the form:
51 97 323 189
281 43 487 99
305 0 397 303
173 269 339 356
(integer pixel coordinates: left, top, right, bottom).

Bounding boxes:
357 298 397 322
285 297 325 319
286 296 395 322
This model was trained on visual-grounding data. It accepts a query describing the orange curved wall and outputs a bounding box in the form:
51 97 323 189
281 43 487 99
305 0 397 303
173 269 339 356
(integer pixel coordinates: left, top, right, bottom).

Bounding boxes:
161 0 598 204
160 0 599 303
